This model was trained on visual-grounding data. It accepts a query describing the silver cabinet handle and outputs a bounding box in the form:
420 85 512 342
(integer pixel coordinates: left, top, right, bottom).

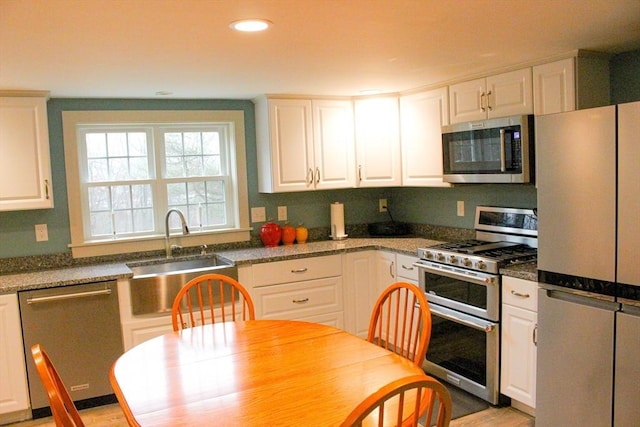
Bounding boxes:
511 290 530 298
358 165 363 182
486 90 493 110
315 167 320 184
27 288 112 304
500 129 506 172
291 268 308 273
307 168 314 185
480 92 486 112
44 179 50 200
292 298 309 304
401 264 414 271
533 324 538 346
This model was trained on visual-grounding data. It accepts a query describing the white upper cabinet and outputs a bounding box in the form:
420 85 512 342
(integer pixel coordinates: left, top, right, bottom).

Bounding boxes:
399 88 451 187
0 95 53 211
533 53 610 115
449 68 533 123
354 96 402 187
255 97 354 193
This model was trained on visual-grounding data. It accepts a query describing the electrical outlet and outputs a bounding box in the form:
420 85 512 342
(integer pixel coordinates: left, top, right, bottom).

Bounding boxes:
35 224 49 242
277 206 287 221
251 207 266 223
379 199 388 213
457 200 465 217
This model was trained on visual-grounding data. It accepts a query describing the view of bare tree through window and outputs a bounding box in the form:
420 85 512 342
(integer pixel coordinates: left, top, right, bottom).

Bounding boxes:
79 123 233 240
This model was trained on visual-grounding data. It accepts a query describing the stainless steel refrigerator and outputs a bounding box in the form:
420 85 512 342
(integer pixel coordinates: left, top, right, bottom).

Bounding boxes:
535 101 640 426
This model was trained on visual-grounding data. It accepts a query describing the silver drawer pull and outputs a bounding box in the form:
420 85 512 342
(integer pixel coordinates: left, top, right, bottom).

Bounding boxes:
401 264 414 271
511 290 530 298
292 298 309 304
291 268 308 273
27 288 112 304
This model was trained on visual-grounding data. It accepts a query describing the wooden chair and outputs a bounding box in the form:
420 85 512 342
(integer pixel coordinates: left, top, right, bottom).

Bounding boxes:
368 282 432 366
31 344 85 427
341 374 452 427
171 273 255 331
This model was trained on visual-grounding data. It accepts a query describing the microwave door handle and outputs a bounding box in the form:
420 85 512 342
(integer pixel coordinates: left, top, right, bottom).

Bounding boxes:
499 129 506 172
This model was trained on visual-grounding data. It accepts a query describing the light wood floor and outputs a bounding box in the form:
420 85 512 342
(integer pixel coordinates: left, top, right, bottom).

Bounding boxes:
7 403 534 426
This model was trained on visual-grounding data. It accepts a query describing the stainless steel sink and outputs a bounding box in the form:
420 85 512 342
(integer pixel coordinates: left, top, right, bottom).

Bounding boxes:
128 256 238 316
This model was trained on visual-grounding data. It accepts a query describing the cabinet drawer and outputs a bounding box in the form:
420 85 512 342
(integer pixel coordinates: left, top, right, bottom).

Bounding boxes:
252 254 342 287
253 277 343 319
502 276 538 311
396 253 419 282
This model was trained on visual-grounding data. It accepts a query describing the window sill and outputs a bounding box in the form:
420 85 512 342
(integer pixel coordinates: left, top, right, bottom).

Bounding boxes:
69 228 251 258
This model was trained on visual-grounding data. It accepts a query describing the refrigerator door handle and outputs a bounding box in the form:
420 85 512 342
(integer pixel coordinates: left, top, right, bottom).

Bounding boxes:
542 285 620 312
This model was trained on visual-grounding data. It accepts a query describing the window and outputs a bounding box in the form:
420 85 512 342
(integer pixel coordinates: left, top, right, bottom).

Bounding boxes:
63 111 250 258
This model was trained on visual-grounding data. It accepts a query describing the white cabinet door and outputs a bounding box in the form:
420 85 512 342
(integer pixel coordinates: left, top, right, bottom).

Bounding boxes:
312 100 356 190
449 68 533 124
376 251 396 294
343 251 378 338
0 294 30 419
354 97 402 187
256 97 354 193
0 96 53 211
533 58 576 115
400 88 451 187
487 68 533 118
501 277 537 410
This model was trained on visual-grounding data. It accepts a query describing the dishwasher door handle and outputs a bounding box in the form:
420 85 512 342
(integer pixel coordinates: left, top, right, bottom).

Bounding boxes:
27 288 112 304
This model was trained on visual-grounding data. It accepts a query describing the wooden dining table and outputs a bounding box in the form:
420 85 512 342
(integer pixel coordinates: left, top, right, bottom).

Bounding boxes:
110 319 427 426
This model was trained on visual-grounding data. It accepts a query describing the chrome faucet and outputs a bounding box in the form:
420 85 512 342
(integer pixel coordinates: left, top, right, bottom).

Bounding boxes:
165 209 190 258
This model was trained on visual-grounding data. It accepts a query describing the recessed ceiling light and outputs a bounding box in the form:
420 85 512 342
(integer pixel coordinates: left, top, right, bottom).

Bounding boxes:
230 19 272 32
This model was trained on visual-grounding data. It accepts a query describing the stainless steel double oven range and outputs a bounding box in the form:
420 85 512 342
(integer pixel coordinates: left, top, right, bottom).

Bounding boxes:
414 206 538 404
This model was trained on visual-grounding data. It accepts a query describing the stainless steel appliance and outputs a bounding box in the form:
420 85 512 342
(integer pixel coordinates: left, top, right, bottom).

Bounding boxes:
442 115 534 183
415 206 538 404
19 280 124 417
536 102 640 427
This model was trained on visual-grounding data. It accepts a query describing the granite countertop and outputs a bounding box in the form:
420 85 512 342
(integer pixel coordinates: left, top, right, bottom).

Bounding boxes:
0 237 443 295
500 260 538 282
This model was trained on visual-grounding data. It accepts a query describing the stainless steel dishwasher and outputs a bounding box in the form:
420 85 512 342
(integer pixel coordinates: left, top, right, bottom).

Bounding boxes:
18 280 123 418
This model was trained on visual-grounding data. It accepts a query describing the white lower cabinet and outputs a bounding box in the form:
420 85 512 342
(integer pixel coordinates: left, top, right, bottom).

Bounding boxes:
501 276 537 414
0 294 30 423
395 253 419 286
251 255 344 328
376 251 397 293
343 251 378 338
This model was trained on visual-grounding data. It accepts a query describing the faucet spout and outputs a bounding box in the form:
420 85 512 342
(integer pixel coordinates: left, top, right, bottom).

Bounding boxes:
165 209 190 258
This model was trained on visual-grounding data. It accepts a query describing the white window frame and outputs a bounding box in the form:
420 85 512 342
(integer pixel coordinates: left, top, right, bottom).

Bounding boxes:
63 110 250 258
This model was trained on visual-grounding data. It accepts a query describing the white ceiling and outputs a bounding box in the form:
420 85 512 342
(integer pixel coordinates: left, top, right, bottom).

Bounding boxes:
2 0 640 99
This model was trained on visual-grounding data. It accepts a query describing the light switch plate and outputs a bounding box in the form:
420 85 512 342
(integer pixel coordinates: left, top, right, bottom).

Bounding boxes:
277 206 287 221
251 207 266 223
457 200 465 217
35 224 49 242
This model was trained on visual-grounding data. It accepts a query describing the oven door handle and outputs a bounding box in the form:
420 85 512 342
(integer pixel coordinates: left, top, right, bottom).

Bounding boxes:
414 262 496 287
429 303 497 333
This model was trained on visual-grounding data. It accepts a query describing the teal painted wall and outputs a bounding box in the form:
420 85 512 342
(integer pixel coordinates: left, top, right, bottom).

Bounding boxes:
1 50 638 259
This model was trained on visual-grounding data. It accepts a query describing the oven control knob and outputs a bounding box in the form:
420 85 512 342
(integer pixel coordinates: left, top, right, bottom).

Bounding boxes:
426 252 434 260
485 324 495 332
449 256 458 264
437 253 446 262
477 261 486 270
462 258 472 267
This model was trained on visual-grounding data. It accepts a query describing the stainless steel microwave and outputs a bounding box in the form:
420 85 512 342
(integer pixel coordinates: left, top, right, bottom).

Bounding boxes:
442 115 534 184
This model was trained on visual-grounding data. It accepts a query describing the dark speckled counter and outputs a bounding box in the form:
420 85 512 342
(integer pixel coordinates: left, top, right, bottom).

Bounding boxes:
500 260 537 282
0 238 444 295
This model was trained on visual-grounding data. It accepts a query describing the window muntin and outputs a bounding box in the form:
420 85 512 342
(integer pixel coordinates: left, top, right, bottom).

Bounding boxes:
78 123 236 241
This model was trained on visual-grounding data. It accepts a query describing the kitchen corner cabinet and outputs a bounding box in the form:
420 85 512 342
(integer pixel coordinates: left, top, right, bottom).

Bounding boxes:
0 95 53 211
449 68 533 124
251 255 344 328
501 276 537 413
354 97 402 187
400 88 451 187
343 251 378 338
255 97 355 193
533 54 610 115
0 294 30 422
